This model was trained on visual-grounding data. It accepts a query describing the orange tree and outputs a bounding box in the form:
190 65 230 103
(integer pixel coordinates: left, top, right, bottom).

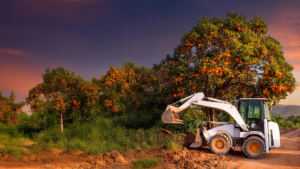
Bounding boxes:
0 89 25 123
95 62 158 115
154 13 296 127
26 67 100 132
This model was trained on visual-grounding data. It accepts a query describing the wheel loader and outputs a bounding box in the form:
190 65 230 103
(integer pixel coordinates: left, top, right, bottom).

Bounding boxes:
161 92 280 159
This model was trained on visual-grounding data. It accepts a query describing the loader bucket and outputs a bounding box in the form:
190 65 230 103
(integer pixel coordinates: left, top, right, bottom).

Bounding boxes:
190 127 206 148
161 106 184 124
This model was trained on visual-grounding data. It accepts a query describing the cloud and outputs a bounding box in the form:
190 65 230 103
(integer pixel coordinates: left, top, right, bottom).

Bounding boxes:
0 48 25 55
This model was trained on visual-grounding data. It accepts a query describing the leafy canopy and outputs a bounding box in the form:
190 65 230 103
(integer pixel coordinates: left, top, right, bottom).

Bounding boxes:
26 67 100 120
96 62 157 115
155 12 296 107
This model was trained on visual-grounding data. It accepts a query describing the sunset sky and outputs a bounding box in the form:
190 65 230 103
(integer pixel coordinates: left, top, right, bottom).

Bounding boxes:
1 0 300 112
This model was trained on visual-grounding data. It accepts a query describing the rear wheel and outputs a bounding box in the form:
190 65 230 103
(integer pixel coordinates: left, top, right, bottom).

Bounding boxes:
242 136 265 159
209 134 230 155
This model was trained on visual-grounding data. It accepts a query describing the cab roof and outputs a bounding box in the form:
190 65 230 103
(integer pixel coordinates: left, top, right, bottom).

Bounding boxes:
239 98 268 101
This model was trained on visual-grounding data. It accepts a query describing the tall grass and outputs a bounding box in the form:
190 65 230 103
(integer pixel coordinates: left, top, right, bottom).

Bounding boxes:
0 123 34 156
0 110 183 156
35 116 182 154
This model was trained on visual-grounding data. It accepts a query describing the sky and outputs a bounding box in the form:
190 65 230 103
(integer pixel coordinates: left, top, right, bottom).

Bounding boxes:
1 0 300 112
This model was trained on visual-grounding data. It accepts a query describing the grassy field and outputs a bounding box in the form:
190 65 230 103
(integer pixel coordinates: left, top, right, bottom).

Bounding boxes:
0 112 183 157
1 107 298 157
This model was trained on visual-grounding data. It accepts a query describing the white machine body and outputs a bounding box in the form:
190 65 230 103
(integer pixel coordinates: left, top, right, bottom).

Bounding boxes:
268 121 281 148
161 92 281 157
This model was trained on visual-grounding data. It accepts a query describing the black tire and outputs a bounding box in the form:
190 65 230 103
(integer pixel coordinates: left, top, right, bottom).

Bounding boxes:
242 136 265 159
209 134 230 155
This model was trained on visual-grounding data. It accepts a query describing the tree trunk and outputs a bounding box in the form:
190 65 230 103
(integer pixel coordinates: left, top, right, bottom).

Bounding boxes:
60 111 63 133
210 108 215 128
205 107 211 129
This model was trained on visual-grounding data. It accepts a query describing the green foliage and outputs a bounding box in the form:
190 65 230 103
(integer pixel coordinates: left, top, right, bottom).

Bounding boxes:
161 107 205 133
0 122 21 138
96 62 161 115
270 113 277 123
272 114 300 129
0 127 33 157
132 157 162 169
153 12 296 124
17 111 57 138
0 88 25 123
287 115 296 123
34 115 180 154
26 67 100 132
164 134 184 150
9 91 16 102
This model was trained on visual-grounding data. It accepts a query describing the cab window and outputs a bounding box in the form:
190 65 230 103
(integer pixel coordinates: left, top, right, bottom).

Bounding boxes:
264 102 271 119
239 100 247 122
247 100 261 129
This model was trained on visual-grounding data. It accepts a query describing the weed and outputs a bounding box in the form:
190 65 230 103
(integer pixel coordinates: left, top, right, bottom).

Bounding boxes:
0 133 33 157
132 157 162 169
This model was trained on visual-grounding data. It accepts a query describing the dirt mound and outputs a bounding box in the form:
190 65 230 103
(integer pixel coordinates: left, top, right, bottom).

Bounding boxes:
87 150 127 167
0 149 130 169
183 131 196 148
163 147 229 169
160 128 173 136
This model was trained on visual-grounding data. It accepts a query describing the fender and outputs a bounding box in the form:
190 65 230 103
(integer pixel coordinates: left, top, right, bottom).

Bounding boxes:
240 131 265 139
217 130 233 147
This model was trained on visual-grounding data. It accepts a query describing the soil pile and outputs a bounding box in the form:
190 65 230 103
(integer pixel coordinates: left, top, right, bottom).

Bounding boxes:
86 150 128 168
183 131 196 148
163 147 229 169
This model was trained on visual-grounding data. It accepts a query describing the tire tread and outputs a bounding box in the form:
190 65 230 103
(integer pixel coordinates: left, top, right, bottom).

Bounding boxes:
242 136 265 159
209 134 230 155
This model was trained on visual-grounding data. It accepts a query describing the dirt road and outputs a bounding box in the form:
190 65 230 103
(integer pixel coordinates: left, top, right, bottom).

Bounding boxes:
229 128 300 169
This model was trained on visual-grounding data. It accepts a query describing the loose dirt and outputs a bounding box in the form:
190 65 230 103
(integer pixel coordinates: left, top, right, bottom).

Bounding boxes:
1 129 299 169
158 147 233 169
227 128 300 169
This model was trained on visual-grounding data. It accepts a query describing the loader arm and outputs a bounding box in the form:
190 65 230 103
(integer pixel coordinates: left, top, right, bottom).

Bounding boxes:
161 92 249 132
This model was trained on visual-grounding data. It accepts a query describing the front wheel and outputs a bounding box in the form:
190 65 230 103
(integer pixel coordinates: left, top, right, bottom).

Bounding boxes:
242 136 265 159
209 134 230 155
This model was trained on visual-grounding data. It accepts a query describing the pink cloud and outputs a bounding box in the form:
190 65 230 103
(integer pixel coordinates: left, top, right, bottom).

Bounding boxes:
0 48 25 55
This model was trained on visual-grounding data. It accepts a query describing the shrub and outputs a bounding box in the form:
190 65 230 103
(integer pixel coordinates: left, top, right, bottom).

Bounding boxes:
17 111 57 138
0 122 20 138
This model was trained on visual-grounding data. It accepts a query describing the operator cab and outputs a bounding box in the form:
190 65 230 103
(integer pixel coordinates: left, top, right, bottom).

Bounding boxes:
236 98 271 133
